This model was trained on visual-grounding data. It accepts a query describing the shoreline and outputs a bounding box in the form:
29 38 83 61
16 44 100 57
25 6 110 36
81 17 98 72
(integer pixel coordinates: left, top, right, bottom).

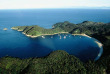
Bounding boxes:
13 28 92 38
72 34 103 48
22 32 69 38
23 32 92 39
11 27 91 38
11 28 103 48
72 34 91 38
95 41 103 48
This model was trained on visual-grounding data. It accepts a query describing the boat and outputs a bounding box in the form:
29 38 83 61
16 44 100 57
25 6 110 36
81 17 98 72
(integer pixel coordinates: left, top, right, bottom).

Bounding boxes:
60 36 62 39
51 36 53 38
42 36 45 38
58 34 60 36
64 36 66 39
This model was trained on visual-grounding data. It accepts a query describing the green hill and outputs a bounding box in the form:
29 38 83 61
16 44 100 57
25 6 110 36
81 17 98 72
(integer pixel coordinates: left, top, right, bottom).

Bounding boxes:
12 21 110 37
0 50 107 74
12 25 67 37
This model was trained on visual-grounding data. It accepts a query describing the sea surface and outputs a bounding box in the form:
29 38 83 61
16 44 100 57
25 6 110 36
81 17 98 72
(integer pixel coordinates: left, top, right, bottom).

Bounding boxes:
0 32 103 61
0 9 110 29
0 9 109 61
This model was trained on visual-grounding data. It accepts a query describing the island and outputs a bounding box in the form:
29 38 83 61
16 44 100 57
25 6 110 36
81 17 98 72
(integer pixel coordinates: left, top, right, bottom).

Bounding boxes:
0 21 110 74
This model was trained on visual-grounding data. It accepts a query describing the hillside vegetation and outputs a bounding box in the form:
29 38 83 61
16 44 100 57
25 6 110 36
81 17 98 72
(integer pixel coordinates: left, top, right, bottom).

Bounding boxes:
12 21 110 37
12 25 66 37
53 21 110 35
0 50 107 74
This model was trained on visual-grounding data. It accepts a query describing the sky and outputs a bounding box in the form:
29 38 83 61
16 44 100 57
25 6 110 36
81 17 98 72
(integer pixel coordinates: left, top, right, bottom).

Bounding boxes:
0 0 110 9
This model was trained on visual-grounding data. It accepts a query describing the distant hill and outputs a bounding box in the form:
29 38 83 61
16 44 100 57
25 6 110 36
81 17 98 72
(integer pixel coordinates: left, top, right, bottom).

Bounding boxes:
53 21 110 35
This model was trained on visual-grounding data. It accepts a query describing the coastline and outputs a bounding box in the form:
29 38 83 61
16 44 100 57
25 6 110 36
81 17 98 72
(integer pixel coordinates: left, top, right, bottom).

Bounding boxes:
12 28 103 48
95 41 103 48
12 28 92 38
23 32 93 39
22 32 69 38
72 34 103 48
72 34 91 38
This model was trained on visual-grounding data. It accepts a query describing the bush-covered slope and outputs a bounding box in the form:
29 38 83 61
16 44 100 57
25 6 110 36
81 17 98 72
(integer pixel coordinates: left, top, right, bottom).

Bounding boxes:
12 25 66 37
0 50 86 74
12 21 110 37
53 21 110 35
0 50 108 74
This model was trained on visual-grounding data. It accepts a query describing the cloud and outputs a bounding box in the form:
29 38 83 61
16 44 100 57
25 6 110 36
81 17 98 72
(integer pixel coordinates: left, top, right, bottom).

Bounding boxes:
0 0 110 9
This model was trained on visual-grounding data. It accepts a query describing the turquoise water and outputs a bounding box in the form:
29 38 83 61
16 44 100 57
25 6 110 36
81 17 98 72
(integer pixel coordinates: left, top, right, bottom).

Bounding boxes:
0 9 106 61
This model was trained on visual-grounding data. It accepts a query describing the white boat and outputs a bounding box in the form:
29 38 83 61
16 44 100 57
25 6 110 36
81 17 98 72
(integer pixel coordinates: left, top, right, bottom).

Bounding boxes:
98 53 101 56
60 36 62 39
64 36 66 39
51 36 53 38
42 36 45 38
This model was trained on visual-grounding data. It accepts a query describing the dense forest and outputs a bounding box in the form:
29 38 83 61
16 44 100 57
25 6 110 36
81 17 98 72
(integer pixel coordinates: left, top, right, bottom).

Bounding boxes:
0 50 107 74
53 21 110 35
0 21 110 73
12 21 110 37
11 25 66 37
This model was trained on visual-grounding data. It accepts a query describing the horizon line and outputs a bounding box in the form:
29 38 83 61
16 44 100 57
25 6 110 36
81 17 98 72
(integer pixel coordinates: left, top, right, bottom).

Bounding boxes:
0 7 110 10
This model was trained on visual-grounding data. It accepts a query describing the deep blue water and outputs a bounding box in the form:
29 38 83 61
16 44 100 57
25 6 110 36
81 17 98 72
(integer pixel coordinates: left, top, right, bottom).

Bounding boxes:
0 9 107 61
0 9 110 29
0 30 103 61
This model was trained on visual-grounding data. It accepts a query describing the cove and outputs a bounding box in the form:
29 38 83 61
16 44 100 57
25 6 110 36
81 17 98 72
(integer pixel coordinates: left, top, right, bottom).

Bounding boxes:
0 31 103 61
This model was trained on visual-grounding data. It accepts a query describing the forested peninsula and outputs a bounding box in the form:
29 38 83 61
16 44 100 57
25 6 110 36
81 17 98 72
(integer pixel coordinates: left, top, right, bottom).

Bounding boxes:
0 21 110 73
11 21 110 38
